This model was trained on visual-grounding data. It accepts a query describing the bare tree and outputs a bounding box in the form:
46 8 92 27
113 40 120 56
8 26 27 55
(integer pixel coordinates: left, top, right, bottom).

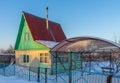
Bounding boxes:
112 54 120 74
5 45 14 54
113 35 120 43
0 48 5 53
105 54 120 83
113 35 117 43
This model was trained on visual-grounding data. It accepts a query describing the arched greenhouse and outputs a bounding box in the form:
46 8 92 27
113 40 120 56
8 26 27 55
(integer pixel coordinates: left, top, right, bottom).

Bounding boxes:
50 36 120 75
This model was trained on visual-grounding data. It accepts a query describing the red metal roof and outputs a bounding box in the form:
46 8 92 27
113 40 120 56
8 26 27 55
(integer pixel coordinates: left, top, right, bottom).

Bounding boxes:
49 22 66 42
23 12 66 42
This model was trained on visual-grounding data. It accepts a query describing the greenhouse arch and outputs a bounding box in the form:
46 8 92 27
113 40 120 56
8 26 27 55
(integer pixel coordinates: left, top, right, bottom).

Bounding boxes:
50 36 120 74
51 36 120 52
50 36 120 83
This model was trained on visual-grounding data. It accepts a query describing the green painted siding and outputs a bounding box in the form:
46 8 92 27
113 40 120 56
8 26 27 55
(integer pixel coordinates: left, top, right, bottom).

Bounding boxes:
14 15 25 50
16 14 49 50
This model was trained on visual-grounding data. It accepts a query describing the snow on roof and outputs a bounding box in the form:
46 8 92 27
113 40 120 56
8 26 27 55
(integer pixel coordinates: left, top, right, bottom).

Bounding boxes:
36 40 59 48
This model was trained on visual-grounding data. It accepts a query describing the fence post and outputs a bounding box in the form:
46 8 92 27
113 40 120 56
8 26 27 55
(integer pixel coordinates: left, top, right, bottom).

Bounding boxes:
37 67 40 82
3 63 5 76
45 68 47 83
69 52 72 83
107 75 113 83
55 52 58 82
29 66 30 81
80 52 83 76
89 52 91 75
14 64 15 75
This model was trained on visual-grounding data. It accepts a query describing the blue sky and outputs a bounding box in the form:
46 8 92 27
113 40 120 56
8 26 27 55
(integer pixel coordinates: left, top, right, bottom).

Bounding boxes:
0 0 120 49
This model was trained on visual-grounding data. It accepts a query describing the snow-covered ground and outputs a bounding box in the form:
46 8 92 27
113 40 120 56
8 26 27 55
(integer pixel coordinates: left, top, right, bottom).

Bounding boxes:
0 75 37 83
0 70 120 83
0 63 120 83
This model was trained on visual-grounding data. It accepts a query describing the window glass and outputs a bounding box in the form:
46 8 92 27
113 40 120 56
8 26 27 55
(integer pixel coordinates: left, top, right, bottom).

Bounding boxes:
27 55 29 62
40 53 49 63
23 54 29 63
40 53 44 63
25 33 29 41
45 53 49 63
23 54 26 63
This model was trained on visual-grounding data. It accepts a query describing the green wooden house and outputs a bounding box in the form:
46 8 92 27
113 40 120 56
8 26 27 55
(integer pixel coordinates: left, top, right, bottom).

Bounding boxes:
14 12 66 71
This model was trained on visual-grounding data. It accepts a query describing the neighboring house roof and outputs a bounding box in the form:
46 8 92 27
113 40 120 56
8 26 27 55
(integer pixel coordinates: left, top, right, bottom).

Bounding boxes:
23 12 66 42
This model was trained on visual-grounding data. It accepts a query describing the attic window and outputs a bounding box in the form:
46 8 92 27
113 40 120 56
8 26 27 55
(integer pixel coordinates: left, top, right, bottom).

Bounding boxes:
25 33 29 41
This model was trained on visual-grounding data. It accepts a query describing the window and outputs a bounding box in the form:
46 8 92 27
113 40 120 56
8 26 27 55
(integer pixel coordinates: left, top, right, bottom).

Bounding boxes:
45 53 49 63
40 53 49 63
25 33 29 41
23 54 29 63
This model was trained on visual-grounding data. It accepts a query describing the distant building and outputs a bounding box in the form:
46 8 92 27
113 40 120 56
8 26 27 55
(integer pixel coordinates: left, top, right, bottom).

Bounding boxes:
14 12 66 70
0 53 14 64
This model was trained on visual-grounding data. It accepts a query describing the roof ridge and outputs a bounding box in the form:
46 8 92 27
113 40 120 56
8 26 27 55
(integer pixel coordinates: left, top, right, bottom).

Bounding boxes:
23 11 60 25
23 11 45 20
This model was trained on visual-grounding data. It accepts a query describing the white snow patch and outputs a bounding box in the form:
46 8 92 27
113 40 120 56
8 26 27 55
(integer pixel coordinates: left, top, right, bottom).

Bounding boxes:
36 40 59 48
0 75 37 83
